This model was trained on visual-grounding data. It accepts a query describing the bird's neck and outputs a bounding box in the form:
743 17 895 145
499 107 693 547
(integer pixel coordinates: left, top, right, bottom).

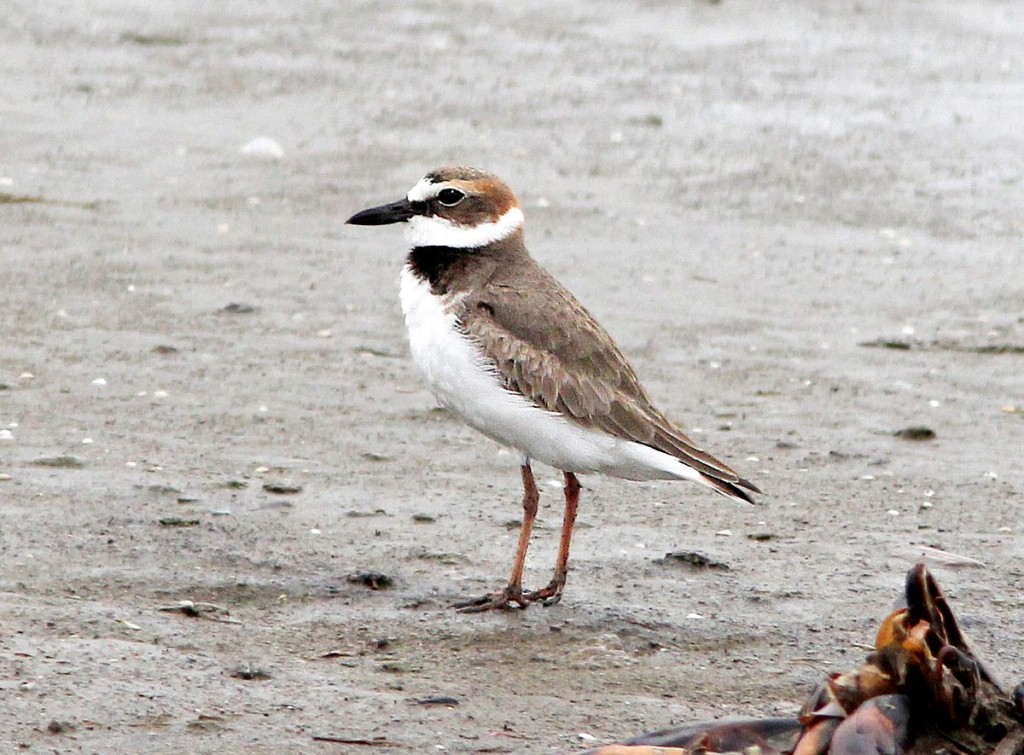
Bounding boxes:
406 229 529 296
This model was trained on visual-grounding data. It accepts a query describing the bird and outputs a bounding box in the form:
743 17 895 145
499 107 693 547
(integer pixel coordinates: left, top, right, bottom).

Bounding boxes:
347 166 760 612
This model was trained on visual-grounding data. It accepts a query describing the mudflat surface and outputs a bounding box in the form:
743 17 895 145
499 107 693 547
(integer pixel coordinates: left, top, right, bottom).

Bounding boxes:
2 2 1022 752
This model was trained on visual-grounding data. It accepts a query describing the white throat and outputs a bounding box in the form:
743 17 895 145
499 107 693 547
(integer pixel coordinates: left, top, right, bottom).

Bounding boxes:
405 207 524 249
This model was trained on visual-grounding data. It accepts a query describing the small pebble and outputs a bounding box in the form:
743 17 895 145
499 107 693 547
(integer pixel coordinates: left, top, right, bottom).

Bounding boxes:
230 665 272 681
0 473 12 481
262 481 302 494
348 572 393 590
159 517 201 527
0 429 12 441
661 551 730 570
32 455 85 468
894 426 936 441
240 137 285 159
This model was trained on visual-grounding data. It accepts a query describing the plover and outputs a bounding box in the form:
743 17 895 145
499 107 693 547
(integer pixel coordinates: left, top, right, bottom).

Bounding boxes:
347 166 759 612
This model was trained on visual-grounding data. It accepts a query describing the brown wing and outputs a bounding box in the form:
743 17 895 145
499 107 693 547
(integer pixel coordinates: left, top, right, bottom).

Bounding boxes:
459 262 758 496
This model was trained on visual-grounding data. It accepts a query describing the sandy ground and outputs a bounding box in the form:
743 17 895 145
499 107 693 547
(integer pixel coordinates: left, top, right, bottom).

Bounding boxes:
2 1 1023 752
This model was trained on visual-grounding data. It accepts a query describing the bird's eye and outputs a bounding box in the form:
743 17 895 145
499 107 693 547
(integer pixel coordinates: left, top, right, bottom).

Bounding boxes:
437 188 465 207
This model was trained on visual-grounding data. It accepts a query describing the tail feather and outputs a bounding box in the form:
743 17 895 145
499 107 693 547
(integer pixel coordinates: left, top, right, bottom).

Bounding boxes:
698 472 759 504
737 476 762 495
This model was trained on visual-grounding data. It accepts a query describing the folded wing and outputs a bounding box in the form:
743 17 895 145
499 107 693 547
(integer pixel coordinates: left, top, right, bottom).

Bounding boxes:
460 266 760 501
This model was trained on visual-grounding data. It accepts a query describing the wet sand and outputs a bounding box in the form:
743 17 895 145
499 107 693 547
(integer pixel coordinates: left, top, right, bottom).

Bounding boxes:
2 2 1022 752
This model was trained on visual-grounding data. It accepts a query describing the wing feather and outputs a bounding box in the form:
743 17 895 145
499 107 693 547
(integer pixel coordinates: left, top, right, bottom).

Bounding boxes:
459 264 757 493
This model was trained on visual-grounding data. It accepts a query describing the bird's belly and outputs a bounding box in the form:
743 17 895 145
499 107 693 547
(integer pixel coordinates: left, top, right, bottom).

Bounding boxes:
398 268 699 482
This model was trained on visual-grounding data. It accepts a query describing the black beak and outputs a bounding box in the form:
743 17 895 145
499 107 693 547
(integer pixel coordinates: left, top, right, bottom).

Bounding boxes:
346 198 414 226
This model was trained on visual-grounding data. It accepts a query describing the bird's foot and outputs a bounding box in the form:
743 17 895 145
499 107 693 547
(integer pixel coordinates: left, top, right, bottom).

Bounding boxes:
453 583 527 613
523 575 566 607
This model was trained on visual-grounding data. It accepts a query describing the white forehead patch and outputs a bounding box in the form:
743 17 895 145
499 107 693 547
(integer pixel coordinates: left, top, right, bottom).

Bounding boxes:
405 207 524 249
407 176 443 203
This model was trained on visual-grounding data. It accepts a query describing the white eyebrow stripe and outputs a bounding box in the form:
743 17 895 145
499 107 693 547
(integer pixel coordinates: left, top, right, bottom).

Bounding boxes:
405 206 524 249
407 177 441 203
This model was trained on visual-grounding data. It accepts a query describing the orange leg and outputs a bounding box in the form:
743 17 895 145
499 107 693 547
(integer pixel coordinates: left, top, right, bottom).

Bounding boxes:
455 463 539 613
524 471 580 606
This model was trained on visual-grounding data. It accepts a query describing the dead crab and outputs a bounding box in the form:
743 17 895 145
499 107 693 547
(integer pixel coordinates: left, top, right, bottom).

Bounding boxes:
585 564 1024 755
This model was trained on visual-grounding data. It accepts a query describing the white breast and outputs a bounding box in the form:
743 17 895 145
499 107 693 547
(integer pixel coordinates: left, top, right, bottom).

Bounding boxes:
398 266 702 483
